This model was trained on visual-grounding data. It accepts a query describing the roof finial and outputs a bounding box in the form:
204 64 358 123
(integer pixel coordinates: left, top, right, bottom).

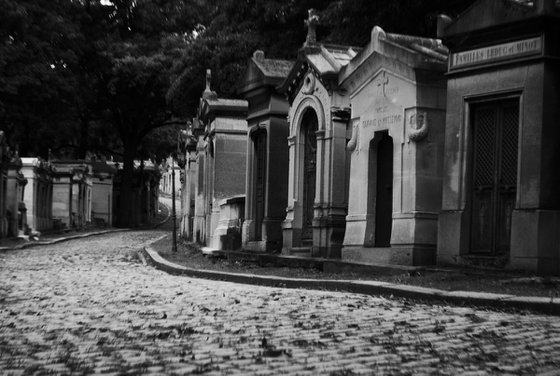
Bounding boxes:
205 69 211 92
304 9 319 46
253 50 265 61
203 69 217 100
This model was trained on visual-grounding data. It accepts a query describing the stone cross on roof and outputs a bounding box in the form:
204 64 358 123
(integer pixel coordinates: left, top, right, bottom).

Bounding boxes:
304 9 319 46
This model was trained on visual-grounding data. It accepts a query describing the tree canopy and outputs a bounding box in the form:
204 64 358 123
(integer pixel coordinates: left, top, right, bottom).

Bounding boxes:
166 0 474 119
1 0 475 158
0 0 475 226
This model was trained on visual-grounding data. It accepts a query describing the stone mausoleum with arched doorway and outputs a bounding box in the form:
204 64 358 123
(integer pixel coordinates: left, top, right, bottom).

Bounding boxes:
280 10 356 258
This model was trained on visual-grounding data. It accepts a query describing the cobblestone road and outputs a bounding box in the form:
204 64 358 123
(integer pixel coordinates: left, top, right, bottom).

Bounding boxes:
1 230 560 375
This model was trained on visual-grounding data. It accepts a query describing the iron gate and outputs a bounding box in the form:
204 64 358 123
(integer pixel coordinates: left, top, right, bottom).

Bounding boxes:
470 99 519 256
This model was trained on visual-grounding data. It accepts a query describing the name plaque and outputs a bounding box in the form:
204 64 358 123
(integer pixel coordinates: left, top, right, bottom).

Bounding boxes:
361 103 403 129
450 36 542 70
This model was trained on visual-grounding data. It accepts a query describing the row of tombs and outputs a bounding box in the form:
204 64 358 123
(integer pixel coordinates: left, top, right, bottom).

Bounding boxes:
177 0 560 274
0 143 161 239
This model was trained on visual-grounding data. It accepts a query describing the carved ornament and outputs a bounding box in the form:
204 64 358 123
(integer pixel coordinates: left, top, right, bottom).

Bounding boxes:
347 122 359 152
408 111 429 142
302 73 316 95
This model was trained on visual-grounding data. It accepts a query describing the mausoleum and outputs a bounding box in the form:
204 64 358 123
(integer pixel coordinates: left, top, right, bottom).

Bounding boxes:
339 26 448 265
5 153 27 237
281 10 356 258
0 134 28 237
193 70 248 249
180 123 198 239
89 161 117 227
21 157 54 233
52 160 92 229
437 0 560 273
239 50 293 252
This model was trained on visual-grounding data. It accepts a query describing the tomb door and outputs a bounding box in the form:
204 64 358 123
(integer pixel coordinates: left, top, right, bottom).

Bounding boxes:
470 100 519 256
374 132 393 247
301 111 318 244
253 130 267 240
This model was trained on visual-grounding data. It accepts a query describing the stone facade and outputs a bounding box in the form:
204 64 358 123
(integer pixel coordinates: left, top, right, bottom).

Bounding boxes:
159 157 181 197
5 156 27 237
0 134 27 238
180 125 198 240
280 11 356 258
239 50 293 253
52 161 93 229
192 70 248 249
21 158 54 233
437 0 560 274
339 27 448 265
89 161 117 227
174 5 560 275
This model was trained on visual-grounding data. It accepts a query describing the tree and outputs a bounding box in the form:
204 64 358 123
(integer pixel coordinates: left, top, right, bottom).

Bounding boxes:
166 0 476 120
167 0 332 120
320 0 474 46
0 0 201 226
0 0 85 156
1 0 476 227
92 0 199 227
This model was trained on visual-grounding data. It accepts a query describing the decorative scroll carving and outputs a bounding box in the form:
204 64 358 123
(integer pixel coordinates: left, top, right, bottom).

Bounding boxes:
347 121 360 152
408 111 429 142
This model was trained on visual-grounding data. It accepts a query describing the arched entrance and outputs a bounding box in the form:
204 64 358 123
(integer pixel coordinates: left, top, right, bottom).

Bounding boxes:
374 131 393 247
300 110 318 245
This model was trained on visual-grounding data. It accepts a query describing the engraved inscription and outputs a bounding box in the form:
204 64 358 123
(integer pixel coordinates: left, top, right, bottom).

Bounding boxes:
451 36 542 69
362 114 402 128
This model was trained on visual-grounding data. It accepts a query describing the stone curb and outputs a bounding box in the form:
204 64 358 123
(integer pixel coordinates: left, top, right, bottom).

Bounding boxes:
0 229 130 252
142 246 560 316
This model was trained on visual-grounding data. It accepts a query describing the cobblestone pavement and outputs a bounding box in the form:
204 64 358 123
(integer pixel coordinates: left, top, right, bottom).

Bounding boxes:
1 230 560 375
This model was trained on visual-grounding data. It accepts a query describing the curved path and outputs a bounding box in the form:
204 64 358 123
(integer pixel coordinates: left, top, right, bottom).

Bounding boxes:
1 230 560 374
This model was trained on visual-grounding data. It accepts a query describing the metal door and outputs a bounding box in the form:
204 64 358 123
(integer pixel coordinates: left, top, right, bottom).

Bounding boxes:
254 131 267 240
302 111 318 244
470 100 519 255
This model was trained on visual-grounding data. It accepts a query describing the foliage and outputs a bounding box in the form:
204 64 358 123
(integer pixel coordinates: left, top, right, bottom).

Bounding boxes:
0 0 476 226
320 0 473 46
167 0 475 119
1 0 476 158
0 0 84 156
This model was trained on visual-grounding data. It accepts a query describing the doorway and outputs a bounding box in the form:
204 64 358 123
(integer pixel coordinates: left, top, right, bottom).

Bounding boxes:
253 130 267 240
374 131 393 247
301 110 318 245
470 99 519 255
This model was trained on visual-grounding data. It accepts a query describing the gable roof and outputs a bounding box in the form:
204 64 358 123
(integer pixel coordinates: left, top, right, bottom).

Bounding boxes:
252 52 294 79
281 43 361 102
238 50 294 95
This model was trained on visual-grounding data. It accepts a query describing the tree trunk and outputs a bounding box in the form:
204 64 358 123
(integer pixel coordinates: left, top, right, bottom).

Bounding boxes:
116 140 138 227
